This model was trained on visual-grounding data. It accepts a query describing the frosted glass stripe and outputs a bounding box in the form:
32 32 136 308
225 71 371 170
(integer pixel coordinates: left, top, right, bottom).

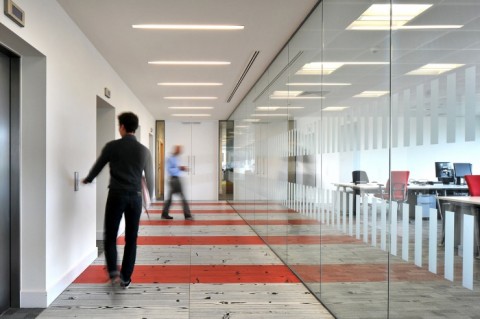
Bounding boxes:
416 84 424 146
372 103 378 150
391 201 398 256
356 194 361 240
447 73 456 143
382 98 388 149
363 195 369 243
342 192 347 233
465 67 476 142
463 214 474 290
349 193 353 236
430 79 439 145
371 199 377 247
403 89 411 147
415 206 422 267
429 208 438 274
445 211 455 281
381 200 387 251
392 93 399 148
402 205 410 261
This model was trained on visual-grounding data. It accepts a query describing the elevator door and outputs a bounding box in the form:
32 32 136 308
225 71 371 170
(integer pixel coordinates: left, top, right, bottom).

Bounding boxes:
0 51 11 312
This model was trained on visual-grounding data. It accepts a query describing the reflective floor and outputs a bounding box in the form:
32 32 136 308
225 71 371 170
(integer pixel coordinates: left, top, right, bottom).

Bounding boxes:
14 201 332 319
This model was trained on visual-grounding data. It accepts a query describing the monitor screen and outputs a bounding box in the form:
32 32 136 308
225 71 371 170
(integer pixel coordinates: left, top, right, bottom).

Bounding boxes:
453 163 472 178
435 162 454 183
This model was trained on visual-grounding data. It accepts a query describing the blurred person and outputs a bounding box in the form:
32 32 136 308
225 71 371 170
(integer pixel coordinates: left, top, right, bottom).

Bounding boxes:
82 112 153 288
162 145 193 220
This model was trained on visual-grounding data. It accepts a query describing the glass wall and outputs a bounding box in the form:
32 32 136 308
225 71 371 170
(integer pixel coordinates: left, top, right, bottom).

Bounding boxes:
228 1 480 318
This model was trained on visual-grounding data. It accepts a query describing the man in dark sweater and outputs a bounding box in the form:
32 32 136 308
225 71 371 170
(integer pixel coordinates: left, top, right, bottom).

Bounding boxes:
83 112 153 288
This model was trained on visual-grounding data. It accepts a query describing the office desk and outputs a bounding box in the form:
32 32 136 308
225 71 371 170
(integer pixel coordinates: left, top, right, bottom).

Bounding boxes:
437 196 480 254
333 183 382 214
407 184 469 218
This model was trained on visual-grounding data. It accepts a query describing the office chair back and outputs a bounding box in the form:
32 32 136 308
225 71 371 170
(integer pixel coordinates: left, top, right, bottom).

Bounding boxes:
465 175 480 196
385 170 410 201
352 170 369 184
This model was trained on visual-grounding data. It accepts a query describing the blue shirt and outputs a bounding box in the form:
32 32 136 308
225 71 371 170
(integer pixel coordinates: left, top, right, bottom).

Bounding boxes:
167 155 182 177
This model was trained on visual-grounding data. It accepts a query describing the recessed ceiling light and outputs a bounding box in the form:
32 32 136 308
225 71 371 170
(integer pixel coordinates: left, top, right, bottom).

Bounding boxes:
133 24 244 30
347 4 432 30
252 114 289 117
164 97 218 100
323 106 349 111
296 61 388 75
168 106 214 110
256 106 304 111
406 63 465 75
287 82 351 86
158 82 223 86
346 4 462 30
354 91 389 98
149 61 231 65
171 114 211 117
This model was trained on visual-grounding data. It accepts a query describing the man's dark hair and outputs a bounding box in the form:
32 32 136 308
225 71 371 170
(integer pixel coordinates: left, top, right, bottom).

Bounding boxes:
118 112 139 133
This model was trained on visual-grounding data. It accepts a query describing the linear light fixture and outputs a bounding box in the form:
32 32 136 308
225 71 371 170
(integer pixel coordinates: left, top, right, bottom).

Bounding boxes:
164 96 218 100
168 106 214 110
149 61 230 65
158 82 223 86
406 63 465 75
354 91 389 98
243 119 260 122
287 82 351 86
351 25 462 30
235 125 248 128
256 106 304 111
133 24 244 30
171 114 211 117
252 113 289 117
323 106 349 111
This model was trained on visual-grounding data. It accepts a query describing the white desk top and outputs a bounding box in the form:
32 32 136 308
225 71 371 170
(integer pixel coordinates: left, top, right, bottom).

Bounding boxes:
408 184 468 191
333 182 382 191
437 196 480 205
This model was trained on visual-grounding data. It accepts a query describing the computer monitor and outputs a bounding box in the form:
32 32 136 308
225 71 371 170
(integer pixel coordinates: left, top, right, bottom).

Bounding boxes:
435 162 455 184
453 163 472 185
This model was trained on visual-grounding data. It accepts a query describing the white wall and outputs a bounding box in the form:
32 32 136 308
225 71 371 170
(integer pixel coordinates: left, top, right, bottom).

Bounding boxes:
0 0 155 307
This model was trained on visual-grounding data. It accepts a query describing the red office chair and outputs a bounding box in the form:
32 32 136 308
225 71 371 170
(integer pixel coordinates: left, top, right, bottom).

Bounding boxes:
465 175 480 196
375 170 410 202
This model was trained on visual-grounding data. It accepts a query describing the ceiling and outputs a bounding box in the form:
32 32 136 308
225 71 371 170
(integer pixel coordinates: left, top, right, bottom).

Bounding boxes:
56 0 320 120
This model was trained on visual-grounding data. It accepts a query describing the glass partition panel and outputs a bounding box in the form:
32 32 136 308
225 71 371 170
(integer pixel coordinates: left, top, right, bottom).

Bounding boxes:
389 0 480 318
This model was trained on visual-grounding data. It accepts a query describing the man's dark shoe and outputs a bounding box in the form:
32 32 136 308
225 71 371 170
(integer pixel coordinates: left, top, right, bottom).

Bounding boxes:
161 214 173 220
185 215 193 220
120 277 131 289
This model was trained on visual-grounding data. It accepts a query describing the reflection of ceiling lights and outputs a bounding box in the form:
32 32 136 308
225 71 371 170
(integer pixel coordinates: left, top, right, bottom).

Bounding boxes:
296 62 344 75
256 106 304 111
296 61 388 75
252 114 289 117
158 82 222 86
323 106 349 111
149 61 230 65
235 125 248 128
133 24 244 30
269 90 324 100
164 96 218 100
354 91 389 97
243 119 260 122
287 82 351 86
406 63 465 75
171 114 211 117
168 106 214 109
347 4 462 30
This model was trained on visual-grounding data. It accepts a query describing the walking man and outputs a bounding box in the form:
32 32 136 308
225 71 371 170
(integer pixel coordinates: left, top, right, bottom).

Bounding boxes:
162 145 193 220
83 112 153 288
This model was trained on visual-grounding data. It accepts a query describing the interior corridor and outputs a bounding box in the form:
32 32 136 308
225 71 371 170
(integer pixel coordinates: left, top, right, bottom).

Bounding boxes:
33 201 332 319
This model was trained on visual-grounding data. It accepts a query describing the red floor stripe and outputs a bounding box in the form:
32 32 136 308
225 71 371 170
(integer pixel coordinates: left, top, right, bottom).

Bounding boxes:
74 265 300 284
264 235 361 245
139 219 320 226
119 236 265 245
151 202 229 206
290 263 442 283
148 209 236 214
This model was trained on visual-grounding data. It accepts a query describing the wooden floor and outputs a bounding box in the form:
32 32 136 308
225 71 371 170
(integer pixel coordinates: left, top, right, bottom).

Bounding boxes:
35 201 333 319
